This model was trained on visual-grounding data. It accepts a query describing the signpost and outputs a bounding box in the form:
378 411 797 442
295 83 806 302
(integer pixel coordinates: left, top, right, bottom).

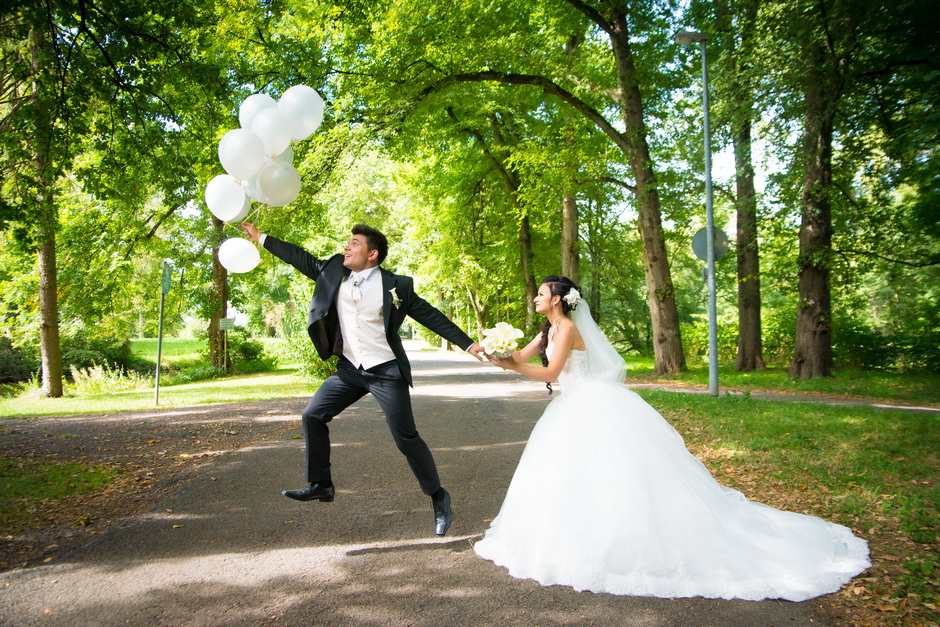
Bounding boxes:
220 317 235 371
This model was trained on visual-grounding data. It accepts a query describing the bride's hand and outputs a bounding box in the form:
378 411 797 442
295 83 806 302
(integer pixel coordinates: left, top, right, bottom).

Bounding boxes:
489 355 515 370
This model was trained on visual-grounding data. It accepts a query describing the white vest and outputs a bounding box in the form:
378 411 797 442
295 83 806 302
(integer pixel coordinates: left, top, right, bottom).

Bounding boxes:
337 267 396 369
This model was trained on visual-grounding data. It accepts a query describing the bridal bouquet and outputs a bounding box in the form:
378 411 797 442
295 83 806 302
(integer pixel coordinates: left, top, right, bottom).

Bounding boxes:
480 322 524 359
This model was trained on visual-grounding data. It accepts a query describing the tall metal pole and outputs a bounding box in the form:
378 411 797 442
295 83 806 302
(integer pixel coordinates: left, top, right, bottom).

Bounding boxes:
154 288 166 405
701 40 719 397
155 261 171 405
675 30 719 396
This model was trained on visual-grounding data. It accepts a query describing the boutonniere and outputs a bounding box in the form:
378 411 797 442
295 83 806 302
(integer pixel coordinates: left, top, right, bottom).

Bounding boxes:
389 287 402 309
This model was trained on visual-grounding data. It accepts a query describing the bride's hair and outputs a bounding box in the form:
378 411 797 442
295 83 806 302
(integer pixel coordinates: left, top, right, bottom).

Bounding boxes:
538 275 581 394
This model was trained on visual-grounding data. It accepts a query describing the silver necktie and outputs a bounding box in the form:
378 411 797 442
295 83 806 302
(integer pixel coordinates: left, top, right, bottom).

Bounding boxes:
351 274 362 302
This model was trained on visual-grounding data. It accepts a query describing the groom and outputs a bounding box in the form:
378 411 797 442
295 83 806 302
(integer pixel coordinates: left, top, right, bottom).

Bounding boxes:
239 222 484 536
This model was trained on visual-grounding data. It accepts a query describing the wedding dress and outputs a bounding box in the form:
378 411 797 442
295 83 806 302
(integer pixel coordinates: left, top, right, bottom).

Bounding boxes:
473 305 870 601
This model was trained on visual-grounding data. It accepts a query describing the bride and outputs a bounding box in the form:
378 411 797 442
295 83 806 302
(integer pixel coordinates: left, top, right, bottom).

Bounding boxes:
474 275 870 601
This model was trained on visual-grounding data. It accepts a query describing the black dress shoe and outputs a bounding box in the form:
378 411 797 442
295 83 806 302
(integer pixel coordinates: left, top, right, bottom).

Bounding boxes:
282 482 335 502
433 488 452 536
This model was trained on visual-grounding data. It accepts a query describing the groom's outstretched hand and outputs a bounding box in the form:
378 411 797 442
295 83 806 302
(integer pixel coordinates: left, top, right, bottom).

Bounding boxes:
239 222 261 243
467 342 485 361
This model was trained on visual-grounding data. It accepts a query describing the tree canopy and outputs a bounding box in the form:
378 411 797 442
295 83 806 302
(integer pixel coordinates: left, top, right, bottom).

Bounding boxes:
1 0 937 393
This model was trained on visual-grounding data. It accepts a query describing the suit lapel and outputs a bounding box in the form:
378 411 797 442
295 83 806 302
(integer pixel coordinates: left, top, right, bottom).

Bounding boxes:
381 269 395 329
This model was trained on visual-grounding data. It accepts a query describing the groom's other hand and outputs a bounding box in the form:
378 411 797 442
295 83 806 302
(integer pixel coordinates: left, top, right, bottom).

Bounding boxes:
467 342 485 361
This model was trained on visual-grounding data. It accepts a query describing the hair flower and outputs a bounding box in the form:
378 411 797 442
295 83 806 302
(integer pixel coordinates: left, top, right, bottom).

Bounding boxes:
563 288 581 308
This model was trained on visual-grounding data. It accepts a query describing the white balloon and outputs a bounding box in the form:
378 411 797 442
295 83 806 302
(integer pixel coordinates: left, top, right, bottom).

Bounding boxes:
218 128 266 181
273 144 293 165
230 195 252 223
218 238 261 274
205 175 247 222
256 162 301 207
251 107 293 156
278 85 324 141
242 172 266 203
238 93 277 129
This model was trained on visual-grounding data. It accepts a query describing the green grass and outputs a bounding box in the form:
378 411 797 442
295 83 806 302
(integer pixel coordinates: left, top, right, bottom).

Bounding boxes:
643 389 939 616
624 357 940 406
0 456 118 533
0 369 315 418
130 337 205 362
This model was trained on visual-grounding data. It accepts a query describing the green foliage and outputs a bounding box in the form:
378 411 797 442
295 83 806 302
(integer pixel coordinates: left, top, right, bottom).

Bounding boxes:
68 364 150 395
0 337 39 384
225 327 278 374
60 333 154 380
166 362 227 385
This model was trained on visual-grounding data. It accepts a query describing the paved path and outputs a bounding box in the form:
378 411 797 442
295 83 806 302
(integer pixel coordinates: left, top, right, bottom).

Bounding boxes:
1 347 847 626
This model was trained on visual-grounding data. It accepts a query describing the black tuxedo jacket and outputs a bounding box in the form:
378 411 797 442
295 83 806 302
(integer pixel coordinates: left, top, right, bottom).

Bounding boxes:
264 235 474 386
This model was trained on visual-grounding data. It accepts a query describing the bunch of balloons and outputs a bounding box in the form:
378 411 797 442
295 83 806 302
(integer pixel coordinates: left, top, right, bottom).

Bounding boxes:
207 85 324 273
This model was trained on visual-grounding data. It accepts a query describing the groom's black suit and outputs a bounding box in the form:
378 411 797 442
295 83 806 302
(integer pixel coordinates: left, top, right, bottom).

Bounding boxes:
264 235 475 495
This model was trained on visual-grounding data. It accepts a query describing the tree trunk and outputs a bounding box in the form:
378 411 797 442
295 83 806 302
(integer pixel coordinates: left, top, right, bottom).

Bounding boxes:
561 188 580 283
465 285 486 338
713 0 764 372
607 13 685 374
208 217 229 369
519 211 537 329
30 27 62 397
733 120 765 371
790 44 837 379
38 226 63 396
449 111 538 328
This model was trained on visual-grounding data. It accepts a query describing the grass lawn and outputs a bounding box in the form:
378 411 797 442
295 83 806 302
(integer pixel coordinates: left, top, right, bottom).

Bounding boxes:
130 337 205 362
644 389 939 624
624 357 940 407
0 369 314 418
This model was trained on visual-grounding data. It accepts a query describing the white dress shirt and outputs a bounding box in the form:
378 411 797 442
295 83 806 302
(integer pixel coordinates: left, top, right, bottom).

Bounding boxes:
337 266 396 369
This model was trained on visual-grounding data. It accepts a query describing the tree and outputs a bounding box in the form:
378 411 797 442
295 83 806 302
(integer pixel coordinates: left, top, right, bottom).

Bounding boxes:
0 1 225 395
705 0 766 371
325 0 687 372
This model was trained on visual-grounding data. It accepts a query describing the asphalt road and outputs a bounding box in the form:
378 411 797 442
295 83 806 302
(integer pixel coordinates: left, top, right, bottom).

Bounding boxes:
0 346 834 626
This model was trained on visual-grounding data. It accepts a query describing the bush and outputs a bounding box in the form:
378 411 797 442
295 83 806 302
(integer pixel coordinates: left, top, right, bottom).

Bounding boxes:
168 363 227 385
680 315 738 364
832 318 940 373
69 364 150 395
226 328 278 373
61 333 154 380
277 301 335 381
0 337 38 384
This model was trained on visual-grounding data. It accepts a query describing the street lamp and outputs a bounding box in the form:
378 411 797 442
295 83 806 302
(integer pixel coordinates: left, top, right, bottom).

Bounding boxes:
675 29 719 397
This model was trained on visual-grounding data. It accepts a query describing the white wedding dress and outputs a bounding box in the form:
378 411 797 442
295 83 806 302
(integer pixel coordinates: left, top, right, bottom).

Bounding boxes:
474 341 870 601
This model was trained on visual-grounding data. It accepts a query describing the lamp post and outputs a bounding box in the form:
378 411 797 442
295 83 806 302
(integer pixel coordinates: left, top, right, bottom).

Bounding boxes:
675 29 719 397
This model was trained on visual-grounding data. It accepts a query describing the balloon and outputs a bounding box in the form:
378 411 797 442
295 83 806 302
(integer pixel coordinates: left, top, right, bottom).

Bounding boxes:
218 237 261 273
205 175 248 222
273 144 293 165
278 85 324 141
218 128 266 181
238 93 277 129
230 195 252 223
256 162 301 207
242 172 266 203
251 107 293 157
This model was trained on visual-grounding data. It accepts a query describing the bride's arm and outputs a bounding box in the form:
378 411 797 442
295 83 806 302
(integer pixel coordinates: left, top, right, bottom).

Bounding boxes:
509 333 543 364
497 323 575 383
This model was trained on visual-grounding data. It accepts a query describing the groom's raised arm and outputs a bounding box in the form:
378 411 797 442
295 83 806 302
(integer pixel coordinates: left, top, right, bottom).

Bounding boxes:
240 222 328 281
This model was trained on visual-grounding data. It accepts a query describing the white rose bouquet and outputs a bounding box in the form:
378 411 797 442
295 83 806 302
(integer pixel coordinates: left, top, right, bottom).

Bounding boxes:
480 322 525 359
